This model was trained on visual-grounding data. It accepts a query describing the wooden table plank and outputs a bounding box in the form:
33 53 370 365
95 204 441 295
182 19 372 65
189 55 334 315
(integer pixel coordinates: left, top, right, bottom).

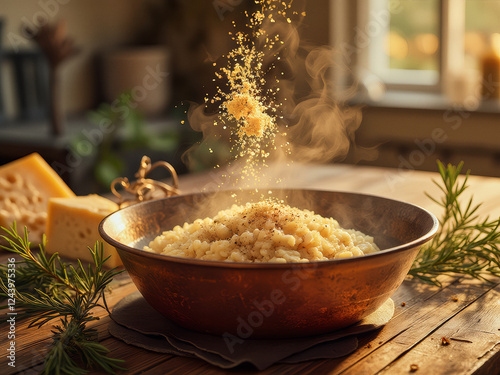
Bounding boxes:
307 279 498 375
91 336 179 375
378 283 500 375
2 163 500 374
0 280 139 375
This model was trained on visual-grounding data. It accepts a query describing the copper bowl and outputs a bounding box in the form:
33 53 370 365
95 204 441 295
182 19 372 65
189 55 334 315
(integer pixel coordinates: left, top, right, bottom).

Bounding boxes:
99 189 438 338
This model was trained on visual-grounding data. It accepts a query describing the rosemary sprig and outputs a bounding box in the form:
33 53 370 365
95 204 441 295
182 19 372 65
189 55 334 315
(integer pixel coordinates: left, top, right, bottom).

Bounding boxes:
409 161 500 286
0 224 125 374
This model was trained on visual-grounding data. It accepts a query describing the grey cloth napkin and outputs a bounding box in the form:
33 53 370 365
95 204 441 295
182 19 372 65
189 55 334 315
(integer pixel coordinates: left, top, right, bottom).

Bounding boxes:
109 291 394 370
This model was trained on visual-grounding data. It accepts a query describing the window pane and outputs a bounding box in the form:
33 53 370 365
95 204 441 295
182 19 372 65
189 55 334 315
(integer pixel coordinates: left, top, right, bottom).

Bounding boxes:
465 0 500 71
388 0 440 71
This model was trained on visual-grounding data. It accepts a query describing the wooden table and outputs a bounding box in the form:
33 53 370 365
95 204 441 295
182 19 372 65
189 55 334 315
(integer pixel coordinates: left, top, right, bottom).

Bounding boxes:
2 163 500 374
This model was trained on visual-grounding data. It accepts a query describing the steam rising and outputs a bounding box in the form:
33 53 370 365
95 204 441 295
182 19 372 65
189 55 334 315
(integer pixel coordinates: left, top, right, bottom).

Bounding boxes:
287 47 362 163
183 0 362 193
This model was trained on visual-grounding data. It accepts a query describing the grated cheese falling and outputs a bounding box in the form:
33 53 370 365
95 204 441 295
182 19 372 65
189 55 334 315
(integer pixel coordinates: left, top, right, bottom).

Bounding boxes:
208 0 301 196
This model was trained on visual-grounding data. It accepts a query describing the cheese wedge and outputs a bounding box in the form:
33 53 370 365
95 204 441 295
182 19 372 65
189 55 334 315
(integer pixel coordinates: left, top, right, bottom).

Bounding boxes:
0 153 75 244
45 195 122 267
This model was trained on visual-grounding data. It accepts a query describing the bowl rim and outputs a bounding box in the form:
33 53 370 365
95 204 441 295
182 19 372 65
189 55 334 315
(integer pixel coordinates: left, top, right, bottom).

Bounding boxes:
99 188 439 270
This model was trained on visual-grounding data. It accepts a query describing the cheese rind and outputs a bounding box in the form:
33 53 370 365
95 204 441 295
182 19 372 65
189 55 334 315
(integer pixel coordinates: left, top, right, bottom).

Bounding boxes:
45 195 122 268
0 153 75 244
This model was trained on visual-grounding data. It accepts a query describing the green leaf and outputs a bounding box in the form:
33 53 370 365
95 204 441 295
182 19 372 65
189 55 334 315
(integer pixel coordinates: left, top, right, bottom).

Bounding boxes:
146 133 180 152
409 161 500 285
94 155 124 188
0 225 125 374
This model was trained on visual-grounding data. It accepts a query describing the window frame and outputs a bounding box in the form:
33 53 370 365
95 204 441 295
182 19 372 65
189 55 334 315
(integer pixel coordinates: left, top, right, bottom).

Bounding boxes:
330 0 467 100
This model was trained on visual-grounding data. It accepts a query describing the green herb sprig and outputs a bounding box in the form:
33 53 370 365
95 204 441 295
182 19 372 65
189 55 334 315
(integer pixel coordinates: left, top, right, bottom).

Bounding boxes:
0 224 125 374
409 161 500 286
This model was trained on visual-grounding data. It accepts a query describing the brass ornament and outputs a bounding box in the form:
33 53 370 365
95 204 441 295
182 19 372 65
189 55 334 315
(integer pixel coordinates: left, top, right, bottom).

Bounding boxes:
111 156 180 208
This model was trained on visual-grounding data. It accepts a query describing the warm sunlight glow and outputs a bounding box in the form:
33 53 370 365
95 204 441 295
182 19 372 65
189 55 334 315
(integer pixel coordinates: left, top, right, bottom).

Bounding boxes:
415 33 439 56
386 31 408 60
492 33 500 56
464 32 487 57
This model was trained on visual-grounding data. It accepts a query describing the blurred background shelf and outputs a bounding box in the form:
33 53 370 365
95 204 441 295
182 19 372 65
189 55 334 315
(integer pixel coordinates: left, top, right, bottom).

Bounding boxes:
0 116 192 195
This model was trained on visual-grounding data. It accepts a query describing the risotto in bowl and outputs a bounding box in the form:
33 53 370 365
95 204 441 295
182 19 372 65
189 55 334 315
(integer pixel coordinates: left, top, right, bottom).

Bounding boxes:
99 189 438 338
144 199 380 263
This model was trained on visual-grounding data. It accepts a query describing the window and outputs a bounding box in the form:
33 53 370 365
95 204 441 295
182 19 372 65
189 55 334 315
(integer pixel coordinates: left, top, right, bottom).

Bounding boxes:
465 0 500 72
331 0 500 106
366 0 440 88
